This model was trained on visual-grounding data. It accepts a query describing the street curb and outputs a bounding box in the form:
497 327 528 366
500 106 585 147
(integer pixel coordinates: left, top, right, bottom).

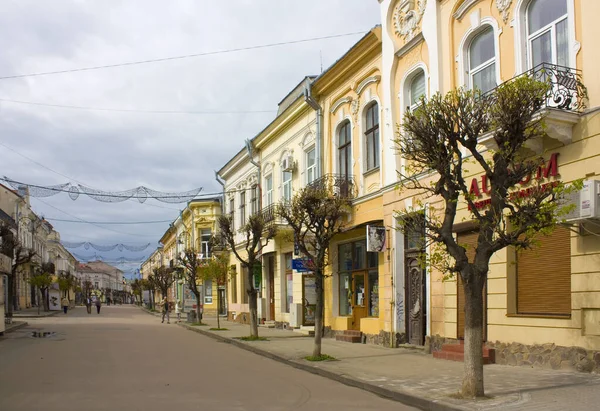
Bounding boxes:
177 322 463 411
2 321 29 335
11 311 60 319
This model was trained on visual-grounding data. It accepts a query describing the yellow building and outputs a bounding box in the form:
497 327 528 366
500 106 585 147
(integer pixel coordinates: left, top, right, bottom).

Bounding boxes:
215 0 600 370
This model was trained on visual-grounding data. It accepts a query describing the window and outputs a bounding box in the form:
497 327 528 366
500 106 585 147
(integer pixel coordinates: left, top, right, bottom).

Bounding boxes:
229 198 235 231
282 171 292 203
241 266 248 304
200 229 211 259
250 185 258 215
338 239 379 317
306 148 316 184
527 0 568 67
364 103 379 171
265 175 273 206
283 253 293 312
408 70 426 111
239 191 246 225
468 27 496 93
230 265 237 304
204 279 213 304
338 121 351 178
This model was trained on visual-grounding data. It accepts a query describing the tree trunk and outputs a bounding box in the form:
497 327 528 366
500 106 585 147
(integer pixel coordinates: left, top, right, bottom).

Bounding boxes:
195 293 202 323
312 274 324 357
246 264 259 337
216 289 221 329
37 288 40 315
461 272 485 398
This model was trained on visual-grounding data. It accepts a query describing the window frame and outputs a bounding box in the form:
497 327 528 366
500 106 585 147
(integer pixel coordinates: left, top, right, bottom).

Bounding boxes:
337 120 352 178
468 26 497 93
364 103 380 172
264 174 273 207
250 185 258 215
526 0 569 68
305 147 316 185
282 170 292 203
239 190 246 225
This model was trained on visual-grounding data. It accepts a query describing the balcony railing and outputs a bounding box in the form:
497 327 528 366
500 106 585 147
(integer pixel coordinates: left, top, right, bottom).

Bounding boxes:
260 203 277 224
308 173 357 199
483 62 586 113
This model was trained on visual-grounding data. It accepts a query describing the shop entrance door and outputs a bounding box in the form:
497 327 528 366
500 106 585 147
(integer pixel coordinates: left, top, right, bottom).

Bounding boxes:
351 272 368 331
405 253 426 345
218 288 226 315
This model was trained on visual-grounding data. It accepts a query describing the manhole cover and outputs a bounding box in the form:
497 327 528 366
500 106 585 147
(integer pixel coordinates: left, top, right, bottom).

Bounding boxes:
31 331 56 338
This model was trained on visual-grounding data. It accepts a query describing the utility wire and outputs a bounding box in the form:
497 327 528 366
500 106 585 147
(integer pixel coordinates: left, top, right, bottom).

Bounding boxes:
46 217 172 225
0 141 180 211
0 98 276 115
0 31 367 80
34 197 158 238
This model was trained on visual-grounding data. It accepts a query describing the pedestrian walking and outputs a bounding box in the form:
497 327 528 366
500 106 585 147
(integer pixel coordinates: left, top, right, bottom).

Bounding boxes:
175 300 181 323
95 297 102 314
86 297 92 314
160 297 170 324
61 296 69 314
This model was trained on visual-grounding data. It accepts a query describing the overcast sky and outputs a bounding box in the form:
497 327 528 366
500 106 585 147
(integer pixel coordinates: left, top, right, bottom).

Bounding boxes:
0 0 381 276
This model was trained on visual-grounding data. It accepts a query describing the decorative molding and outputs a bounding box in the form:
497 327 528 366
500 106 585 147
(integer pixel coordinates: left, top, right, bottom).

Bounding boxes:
453 0 479 21
395 31 424 58
394 0 427 42
496 0 513 24
300 133 315 148
356 75 381 95
330 96 353 114
247 173 258 186
350 99 360 125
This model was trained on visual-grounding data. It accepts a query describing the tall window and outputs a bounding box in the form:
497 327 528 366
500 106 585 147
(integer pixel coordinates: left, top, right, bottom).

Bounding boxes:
469 27 496 93
265 175 273 206
229 198 235 231
200 229 211 259
282 171 292 202
409 70 426 111
338 121 351 178
527 0 568 67
364 104 379 171
306 148 316 184
284 253 293 313
239 191 246 225
250 185 258 215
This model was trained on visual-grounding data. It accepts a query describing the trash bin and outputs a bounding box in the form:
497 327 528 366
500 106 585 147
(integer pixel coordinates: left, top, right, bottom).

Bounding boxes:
186 311 197 323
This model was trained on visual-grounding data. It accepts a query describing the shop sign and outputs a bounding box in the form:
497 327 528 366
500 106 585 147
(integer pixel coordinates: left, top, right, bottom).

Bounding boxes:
468 152 560 211
292 258 310 272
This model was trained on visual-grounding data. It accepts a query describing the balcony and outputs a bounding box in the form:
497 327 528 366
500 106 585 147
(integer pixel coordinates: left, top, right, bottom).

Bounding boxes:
260 204 277 224
480 63 586 152
308 174 357 199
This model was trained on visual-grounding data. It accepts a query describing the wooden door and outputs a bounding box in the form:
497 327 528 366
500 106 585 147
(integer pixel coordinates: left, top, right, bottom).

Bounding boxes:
351 272 368 330
456 230 487 340
405 254 426 345
268 256 275 320
218 289 226 315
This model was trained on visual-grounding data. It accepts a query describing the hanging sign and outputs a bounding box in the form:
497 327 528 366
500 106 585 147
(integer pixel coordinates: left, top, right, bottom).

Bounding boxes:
366 225 386 252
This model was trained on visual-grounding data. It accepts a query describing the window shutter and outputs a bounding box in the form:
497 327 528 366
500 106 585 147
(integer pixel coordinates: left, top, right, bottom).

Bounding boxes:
517 226 571 316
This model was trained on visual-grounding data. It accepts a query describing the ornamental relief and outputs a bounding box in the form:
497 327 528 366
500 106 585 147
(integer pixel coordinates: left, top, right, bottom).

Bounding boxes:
394 0 427 42
496 0 512 24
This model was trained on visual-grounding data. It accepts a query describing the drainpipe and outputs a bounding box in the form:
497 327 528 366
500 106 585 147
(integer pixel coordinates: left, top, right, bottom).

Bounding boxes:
304 81 323 179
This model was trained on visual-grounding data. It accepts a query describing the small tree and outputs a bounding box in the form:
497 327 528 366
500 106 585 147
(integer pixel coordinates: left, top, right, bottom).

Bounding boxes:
57 271 76 300
278 183 351 357
152 266 176 299
28 263 54 314
141 277 157 310
218 213 276 338
200 251 230 329
131 279 143 305
396 76 584 398
178 249 204 322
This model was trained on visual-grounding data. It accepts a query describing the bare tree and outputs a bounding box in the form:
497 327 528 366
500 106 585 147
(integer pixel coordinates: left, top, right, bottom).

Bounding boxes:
178 249 204 322
217 213 276 338
278 183 351 358
395 76 584 398
28 262 55 314
57 271 76 300
131 279 143 305
152 266 176 299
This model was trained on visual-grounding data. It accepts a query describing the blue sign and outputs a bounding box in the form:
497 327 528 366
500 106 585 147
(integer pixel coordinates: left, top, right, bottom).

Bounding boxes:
292 258 310 272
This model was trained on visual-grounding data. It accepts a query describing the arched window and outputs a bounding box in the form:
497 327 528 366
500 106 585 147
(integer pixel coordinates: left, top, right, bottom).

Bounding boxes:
364 103 379 171
527 0 568 67
338 121 351 178
468 26 496 93
408 70 426 111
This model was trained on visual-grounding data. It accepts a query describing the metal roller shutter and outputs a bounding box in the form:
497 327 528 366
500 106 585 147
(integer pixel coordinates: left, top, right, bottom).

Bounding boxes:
517 226 571 316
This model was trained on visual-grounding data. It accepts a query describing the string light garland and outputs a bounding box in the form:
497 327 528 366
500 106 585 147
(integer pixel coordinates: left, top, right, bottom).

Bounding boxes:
2 177 201 203
61 241 152 252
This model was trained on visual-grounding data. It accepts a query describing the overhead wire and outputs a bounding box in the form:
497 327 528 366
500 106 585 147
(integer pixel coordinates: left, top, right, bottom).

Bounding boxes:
45 217 173 225
0 31 367 80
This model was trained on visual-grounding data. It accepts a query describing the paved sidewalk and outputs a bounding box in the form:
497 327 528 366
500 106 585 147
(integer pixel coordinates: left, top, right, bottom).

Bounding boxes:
1 320 28 335
153 311 600 411
11 307 61 318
